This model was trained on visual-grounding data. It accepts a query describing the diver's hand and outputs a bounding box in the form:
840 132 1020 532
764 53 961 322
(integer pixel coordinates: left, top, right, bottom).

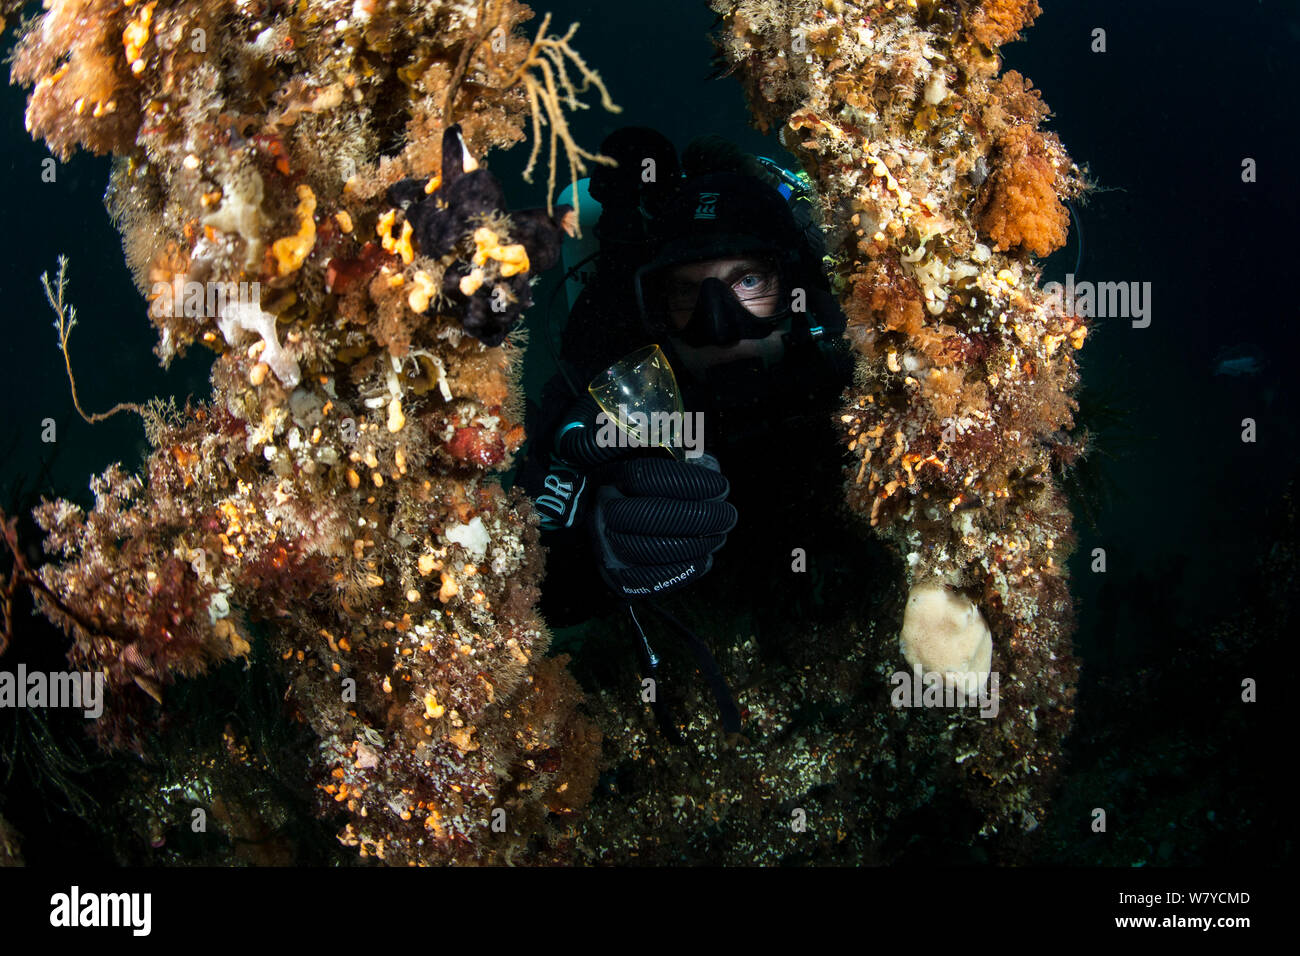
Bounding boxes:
589 455 737 598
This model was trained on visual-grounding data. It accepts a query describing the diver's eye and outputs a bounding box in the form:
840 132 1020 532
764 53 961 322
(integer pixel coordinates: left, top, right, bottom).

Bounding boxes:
732 271 777 301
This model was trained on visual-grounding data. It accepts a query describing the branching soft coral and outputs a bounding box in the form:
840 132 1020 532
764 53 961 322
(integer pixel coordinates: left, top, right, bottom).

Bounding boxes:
42 255 147 423
504 11 622 218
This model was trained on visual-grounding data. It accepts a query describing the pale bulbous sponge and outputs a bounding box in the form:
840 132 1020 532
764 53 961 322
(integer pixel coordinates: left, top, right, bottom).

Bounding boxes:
900 582 993 702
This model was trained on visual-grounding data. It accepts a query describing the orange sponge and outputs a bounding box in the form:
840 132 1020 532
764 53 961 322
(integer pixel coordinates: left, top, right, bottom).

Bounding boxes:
977 126 1068 257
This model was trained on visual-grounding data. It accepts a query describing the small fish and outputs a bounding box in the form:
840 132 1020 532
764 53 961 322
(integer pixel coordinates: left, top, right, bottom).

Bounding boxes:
1213 344 1267 377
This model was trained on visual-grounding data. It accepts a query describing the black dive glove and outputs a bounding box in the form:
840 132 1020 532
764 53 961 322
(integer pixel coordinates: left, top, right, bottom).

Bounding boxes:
536 395 738 599
590 455 736 598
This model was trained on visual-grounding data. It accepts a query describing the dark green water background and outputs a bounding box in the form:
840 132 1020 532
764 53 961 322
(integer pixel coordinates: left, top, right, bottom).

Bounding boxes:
0 0 1292 865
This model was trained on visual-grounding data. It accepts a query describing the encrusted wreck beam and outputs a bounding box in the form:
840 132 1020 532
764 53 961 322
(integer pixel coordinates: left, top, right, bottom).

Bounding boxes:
712 0 1086 831
9 0 611 864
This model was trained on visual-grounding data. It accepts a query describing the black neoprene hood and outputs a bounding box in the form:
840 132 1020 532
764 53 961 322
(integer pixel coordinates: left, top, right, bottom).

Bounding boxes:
648 171 803 268
634 171 806 336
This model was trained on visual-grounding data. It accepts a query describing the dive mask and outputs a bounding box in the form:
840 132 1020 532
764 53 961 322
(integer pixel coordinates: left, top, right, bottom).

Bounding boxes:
636 249 793 348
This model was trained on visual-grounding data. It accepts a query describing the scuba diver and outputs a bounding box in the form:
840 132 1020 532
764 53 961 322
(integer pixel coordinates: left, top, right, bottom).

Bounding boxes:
518 128 855 736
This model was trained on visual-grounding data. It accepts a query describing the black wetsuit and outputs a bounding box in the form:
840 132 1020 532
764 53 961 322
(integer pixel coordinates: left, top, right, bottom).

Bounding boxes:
518 282 856 630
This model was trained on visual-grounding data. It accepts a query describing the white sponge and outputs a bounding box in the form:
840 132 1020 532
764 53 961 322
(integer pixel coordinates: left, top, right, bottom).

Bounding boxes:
217 299 300 387
445 516 490 560
899 581 992 703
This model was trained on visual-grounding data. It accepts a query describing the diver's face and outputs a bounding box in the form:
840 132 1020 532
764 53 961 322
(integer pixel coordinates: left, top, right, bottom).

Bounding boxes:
664 256 781 331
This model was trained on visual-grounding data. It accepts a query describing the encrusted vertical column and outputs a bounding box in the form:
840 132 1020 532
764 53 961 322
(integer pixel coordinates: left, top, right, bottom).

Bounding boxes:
712 0 1087 831
10 0 611 863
